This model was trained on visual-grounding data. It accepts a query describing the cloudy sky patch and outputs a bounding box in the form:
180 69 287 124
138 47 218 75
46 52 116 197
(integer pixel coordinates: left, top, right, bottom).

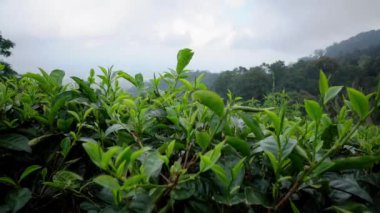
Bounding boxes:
1 0 380 78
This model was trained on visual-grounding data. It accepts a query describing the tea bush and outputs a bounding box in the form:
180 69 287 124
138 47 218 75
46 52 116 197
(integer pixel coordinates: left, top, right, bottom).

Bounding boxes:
0 49 380 212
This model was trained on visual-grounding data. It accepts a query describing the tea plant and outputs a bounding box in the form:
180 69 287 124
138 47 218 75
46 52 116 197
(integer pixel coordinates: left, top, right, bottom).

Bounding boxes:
0 49 379 212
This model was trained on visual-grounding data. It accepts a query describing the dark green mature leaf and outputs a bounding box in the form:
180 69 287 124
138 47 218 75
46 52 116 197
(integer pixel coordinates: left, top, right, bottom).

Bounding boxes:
0 134 31 153
49 69 65 86
142 152 163 179
105 124 127 136
327 155 380 172
347 88 369 119
319 70 329 96
192 90 224 117
244 187 271 207
226 136 250 156
94 175 120 191
5 188 32 213
211 164 229 187
329 178 373 203
176 48 194 73
259 136 297 161
326 202 371 213
238 112 264 139
324 86 343 105
49 91 79 125
304 100 323 121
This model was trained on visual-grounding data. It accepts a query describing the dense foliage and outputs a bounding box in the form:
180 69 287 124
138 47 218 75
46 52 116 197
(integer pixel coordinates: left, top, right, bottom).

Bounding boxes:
1 49 380 212
0 33 16 75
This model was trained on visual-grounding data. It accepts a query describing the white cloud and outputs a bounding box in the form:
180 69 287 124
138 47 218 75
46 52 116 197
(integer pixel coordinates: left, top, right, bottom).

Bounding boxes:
1 0 380 77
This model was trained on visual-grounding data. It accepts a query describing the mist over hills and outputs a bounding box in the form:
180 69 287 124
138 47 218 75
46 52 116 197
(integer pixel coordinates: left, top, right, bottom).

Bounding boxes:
326 29 380 57
179 29 380 101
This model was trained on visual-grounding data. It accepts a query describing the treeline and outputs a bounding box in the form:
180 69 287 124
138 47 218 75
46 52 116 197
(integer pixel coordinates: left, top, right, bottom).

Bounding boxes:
206 44 380 102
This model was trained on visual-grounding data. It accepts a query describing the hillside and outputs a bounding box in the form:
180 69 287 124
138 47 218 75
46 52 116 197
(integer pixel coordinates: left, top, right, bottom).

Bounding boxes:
325 29 380 57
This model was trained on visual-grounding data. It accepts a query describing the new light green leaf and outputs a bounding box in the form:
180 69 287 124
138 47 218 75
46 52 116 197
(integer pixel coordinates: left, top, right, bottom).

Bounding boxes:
265 110 281 135
118 72 136 86
82 142 102 168
93 175 120 191
319 70 329 96
0 177 17 186
192 90 224 117
19 165 42 183
347 88 369 120
176 48 194 73
324 86 343 105
195 131 211 151
304 100 323 121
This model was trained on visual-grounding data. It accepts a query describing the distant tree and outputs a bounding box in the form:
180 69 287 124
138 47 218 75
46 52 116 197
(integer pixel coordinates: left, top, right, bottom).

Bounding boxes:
0 33 17 75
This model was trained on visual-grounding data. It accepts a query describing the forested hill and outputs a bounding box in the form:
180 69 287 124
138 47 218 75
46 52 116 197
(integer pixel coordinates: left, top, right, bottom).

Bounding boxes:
201 29 380 102
129 29 380 100
326 29 380 57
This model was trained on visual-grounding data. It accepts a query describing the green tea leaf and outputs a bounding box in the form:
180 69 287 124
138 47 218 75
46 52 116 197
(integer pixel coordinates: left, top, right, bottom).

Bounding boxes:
265 110 281 135
324 86 343 105
232 158 245 181
179 79 193 90
304 100 323 121
195 131 211 151
118 72 136 86
226 136 250 156
327 155 380 172
101 146 121 170
93 175 120 191
142 152 163 179
105 124 127 136
176 48 194 73
82 142 102 169
49 69 65 86
0 134 31 153
238 112 264 140
319 70 329 96
165 140 176 158
71 76 97 102
18 165 42 183
211 164 229 187
60 137 71 158
192 90 224 117
244 187 271 207
347 88 369 119
0 177 17 186
5 188 32 212
115 146 133 167
330 178 372 203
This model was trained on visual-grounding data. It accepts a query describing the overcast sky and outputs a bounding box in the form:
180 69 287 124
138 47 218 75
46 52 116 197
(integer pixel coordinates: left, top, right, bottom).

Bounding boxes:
1 0 380 78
